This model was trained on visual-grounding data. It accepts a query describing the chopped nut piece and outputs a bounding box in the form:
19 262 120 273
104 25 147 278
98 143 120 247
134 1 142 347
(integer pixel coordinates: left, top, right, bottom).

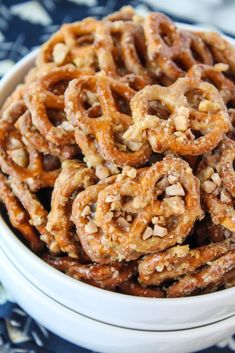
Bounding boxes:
126 140 143 152
152 217 159 225
220 189 232 203
155 265 164 272
133 196 147 209
200 166 214 182
166 182 185 196
174 106 189 132
122 166 137 179
199 100 220 112
81 205 91 217
52 43 69 65
170 245 189 257
96 165 110 180
202 180 217 193
106 211 114 221
153 224 168 237
85 220 98 234
126 214 132 222
167 174 178 184
142 227 153 240
163 196 185 215
106 194 121 203
117 216 130 230
9 148 28 168
211 173 221 187
157 177 169 190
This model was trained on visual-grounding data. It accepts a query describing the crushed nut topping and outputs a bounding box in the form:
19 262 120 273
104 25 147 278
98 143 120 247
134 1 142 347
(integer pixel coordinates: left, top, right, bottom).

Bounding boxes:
85 220 98 234
165 182 185 196
153 224 168 237
202 180 217 193
142 226 153 240
52 43 69 65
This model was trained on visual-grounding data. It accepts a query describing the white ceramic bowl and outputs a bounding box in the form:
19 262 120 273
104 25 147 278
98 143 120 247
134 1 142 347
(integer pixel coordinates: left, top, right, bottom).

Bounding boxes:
1 243 235 353
1 23 235 332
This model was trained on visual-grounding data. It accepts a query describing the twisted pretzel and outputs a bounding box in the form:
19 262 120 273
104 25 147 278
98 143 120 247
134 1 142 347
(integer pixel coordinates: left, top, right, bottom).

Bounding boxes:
16 111 78 161
119 280 165 297
144 13 212 84
0 102 60 192
8 176 59 252
94 20 151 83
187 63 235 105
44 255 136 290
46 160 96 258
65 72 151 173
37 17 99 68
197 31 235 73
24 65 92 146
124 77 230 156
167 249 235 297
197 137 235 233
72 156 203 263
138 241 229 286
0 172 43 252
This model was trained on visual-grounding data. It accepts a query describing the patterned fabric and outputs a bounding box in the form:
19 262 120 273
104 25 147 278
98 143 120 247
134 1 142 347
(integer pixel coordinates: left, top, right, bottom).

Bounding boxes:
0 0 234 352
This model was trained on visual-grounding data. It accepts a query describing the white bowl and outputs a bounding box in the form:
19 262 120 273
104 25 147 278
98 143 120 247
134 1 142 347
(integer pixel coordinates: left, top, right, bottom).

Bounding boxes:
1 243 235 353
1 23 235 332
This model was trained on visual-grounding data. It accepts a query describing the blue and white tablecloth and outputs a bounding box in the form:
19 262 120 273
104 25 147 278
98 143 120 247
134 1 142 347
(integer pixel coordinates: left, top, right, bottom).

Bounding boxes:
0 1 234 352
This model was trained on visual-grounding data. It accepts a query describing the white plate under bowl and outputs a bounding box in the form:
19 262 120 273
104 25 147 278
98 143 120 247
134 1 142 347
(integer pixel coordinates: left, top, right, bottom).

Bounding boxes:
1 244 235 353
0 23 235 332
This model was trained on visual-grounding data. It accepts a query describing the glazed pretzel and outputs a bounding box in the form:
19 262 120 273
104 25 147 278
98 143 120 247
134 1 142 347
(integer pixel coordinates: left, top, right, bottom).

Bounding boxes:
197 137 235 233
197 31 235 73
65 72 151 174
119 280 165 298
46 160 96 258
94 20 151 83
187 63 235 105
16 111 78 161
138 241 229 286
104 6 137 22
0 172 43 252
144 13 213 84
0 84 25 115
8 176 59 252
24 65 92 146
167 249 235 297
0 101 60 192
44 255 136 290
37 17 100 68
124 77 230 156
72 156 203 263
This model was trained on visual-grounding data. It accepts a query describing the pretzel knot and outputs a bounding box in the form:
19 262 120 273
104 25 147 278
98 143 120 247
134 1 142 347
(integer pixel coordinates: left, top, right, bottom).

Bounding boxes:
46 160 96 258
24 65 93 146
37 18 100 69
0 172 43 252
72 156 203 263
65 72 151 176
197 137 235 233
138 241 235 297
0 102 60 192
44 255 136 290
144 13 213 84
124 77 230 156
187 63 235 105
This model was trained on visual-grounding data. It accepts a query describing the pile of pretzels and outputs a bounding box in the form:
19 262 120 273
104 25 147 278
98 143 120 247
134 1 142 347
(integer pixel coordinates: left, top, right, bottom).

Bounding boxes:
1 6 235 297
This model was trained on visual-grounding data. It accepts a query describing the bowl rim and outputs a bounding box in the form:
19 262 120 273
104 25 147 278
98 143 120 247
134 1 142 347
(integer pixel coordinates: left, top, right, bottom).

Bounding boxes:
1 21 235 305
